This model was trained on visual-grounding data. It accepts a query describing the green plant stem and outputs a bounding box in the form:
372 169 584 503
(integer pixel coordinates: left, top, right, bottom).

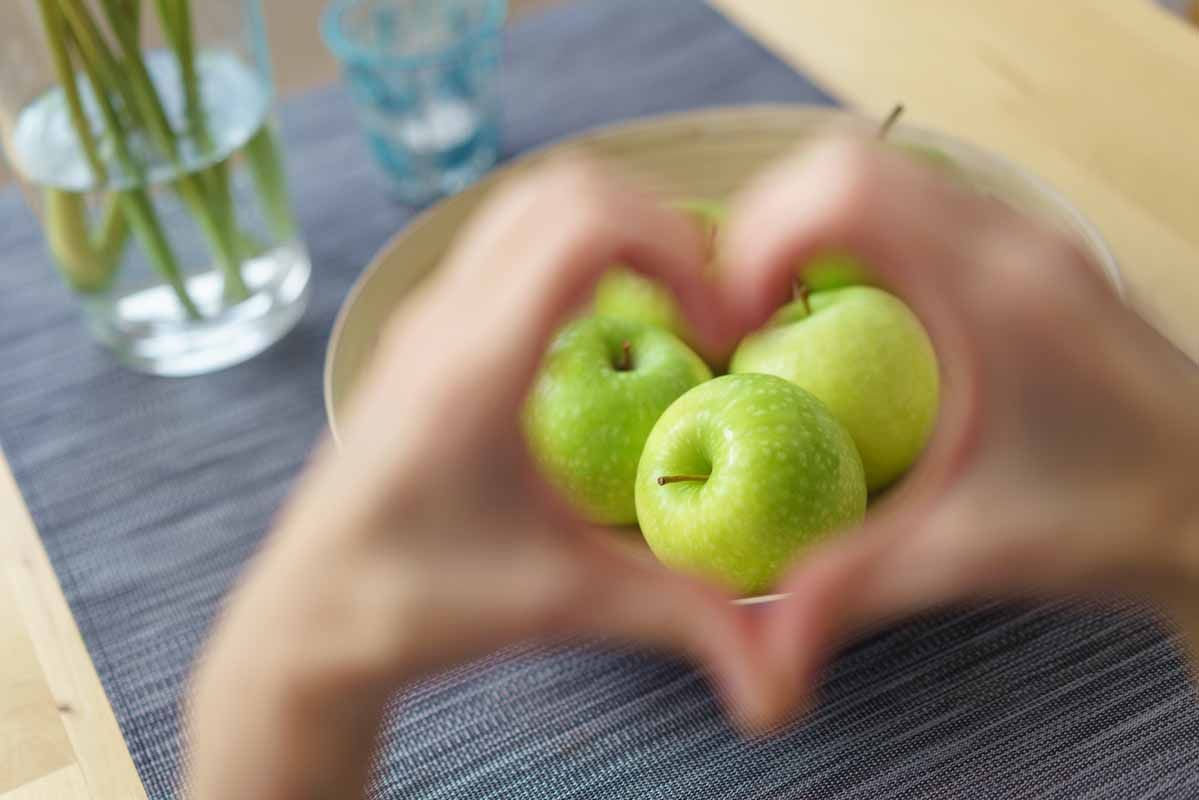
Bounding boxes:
161 0 292 268
157 0 206 145
66 0 249 303
137 0 248 300
54 3 201 319
109 0 142 43
185 180 249 300
205 160 251 299
61 0 158 141
237 229 266 259
119 190 202 318
43 191 130 293
243 124 297 241
176 0 202 134
96 0 176 150
176 0 292 265
44 190 90 254
35 0 105 183
153 0 251 300
35 2 122 291
44 190 103 292
156 0 252 299
96 194 132 267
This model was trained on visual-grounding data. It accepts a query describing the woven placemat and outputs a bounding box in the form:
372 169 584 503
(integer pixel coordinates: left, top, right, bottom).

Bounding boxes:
0 1 1196 797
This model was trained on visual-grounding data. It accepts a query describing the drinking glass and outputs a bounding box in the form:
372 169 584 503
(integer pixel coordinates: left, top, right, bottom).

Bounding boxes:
322 0 506 205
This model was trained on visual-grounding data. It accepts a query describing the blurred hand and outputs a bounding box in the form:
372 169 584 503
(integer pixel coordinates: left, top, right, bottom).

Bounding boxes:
719 139 1199 723
186 160 772 800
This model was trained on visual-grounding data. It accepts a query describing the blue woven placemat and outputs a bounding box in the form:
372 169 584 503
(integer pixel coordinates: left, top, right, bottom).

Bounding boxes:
1 2 1197 798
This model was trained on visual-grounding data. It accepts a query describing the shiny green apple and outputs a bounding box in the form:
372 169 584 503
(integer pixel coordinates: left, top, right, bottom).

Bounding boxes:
672 197 725 230
524 315 711 525
731 285 939 491
592 198 725 344
804 251 870 291
591 269 689 342
635 373 866 595
897 142 961 176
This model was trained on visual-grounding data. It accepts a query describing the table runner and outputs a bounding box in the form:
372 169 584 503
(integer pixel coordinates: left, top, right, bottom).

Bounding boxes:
1 1 1196 797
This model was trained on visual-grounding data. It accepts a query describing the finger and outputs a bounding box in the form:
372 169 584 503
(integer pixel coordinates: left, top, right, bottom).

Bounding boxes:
722 136 1017 489
757 531 937 723
425 157 738 404
721 134 1117 386
557 528 781 733
725 135 1033 336
718 139 1001 713
760 491 1017 723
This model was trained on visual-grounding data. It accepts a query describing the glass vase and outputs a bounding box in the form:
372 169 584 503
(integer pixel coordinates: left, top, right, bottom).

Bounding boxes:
0 0 311 376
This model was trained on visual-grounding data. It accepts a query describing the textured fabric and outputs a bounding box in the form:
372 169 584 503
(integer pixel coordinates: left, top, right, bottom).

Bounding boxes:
0 1 1196 798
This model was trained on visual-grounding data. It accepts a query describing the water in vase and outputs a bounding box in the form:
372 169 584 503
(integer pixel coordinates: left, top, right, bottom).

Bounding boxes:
10 49 311 376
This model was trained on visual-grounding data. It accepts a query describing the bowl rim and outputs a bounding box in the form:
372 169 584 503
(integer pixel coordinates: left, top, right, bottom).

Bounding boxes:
324 103 1123 446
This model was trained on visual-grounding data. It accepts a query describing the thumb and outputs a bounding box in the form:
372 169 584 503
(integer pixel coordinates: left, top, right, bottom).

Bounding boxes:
760 501 986 724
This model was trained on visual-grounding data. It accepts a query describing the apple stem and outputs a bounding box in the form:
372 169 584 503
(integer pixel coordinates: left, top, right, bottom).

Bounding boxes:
793 280 811 314
879 103 905 139
618 340 632 371
656 474 709 486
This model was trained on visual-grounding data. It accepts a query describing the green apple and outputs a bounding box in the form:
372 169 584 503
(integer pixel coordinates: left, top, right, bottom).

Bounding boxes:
592 269 689 342
672 197 726 231
893 143 968 187
635 373 866 595
731 285 939 491
524 315 711 525
899 143 958 172
804 251 870 291
592 198 725 344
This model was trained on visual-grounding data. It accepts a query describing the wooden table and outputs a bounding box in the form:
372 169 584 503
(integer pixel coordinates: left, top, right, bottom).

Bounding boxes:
3 2 1198 797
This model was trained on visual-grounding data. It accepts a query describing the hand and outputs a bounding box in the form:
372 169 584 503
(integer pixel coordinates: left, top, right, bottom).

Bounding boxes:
719 139 1199 722
186 160 775 800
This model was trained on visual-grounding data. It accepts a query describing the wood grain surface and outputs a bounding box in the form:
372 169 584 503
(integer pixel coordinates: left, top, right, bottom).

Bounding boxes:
0 456 146 800
711 0 1199 359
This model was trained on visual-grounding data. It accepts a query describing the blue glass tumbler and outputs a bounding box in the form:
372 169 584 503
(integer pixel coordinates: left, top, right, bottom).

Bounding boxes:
322 0 506 204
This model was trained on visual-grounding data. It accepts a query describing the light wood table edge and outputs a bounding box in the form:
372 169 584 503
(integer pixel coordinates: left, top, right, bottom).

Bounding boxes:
708 0 1199 360
1 453 147 800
